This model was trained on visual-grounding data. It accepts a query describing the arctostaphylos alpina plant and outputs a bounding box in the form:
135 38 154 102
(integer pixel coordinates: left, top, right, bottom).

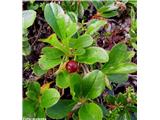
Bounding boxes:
23 2 137 120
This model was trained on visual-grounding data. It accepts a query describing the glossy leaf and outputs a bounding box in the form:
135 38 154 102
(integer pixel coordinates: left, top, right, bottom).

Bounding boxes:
74 48 86 56
56 70 70 88
70 73 82 99
78 103 103 120
103 63 137 74
41 88 60 108
38 55 61 70
44 3 77 41
22 10 36 29
82 70 105 99
85 19 106 35
39 34 70 55
73 34 93 49
41 47 64 59
47 100 76 119
77 47 109 64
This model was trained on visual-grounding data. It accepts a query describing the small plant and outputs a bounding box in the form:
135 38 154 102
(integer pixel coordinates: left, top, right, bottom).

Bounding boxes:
105 87 137 119
23 1 137 120
23 81 60 118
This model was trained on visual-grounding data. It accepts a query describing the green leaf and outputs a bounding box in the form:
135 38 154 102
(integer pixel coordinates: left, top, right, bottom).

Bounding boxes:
77 47 109 64
74 48 86 56
23 40 31 56
38 55 61 70
73 34 93 49
107 74 128 84
41 47 64 59
92 1 103 10
47 100 76 119
103 63 137 74
22 10 36 29
78 3 84 18
26 82 41 101
82 70 105 99
102 43 137 74
28 81 41 94
85 19 106 35
44 3 77 41
39 34 70 55
78 103 103 120
44 3 64 39
41 88 60 108
36 106 46 118
67 12 78 23
23 98 36 118
101 10 118 18
56 70 70 88
70 73 82 99
32 63 47 76
104 75 112 90
103 43 128 66
26 90 38 101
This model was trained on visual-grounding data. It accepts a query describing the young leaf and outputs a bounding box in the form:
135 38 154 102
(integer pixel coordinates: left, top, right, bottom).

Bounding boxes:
38 55 61 70
78 103 103 120
39 34 70 55
56 70 70 88
22 10 36 29
32 63 47 76
41 88 60 108
85 19 106 35
72 34 93 49
77 47 109 64
82 70 105 99
47 100 76 119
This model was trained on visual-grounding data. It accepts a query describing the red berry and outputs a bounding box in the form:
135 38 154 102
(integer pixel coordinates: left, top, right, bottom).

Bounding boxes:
66 60 78 73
